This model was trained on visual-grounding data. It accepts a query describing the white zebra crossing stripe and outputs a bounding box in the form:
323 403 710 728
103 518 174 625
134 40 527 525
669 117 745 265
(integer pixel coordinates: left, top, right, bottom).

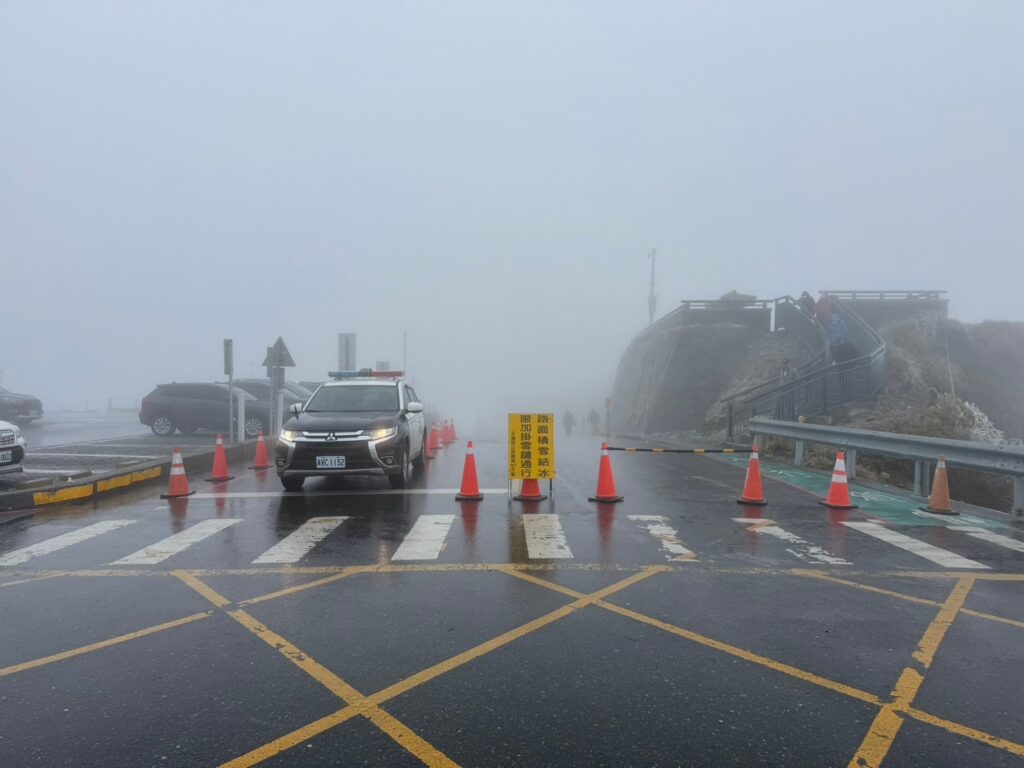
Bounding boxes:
734 518 851 565
629 515 697 561
955 527 1024 554
391 515 456 561
843 522 989 569
252 517 349 564
523 514 573 559
0 520 137 566
110 519 241 565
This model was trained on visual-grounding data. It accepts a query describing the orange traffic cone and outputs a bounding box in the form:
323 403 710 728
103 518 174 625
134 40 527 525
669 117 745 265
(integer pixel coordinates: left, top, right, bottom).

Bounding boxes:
450 420 458 440
206 434 235 482
162 447 196 499
589 442 623 502
737 445 767 506
922 456 958 515
430 422 443 451
249 431 272 470
444 420 455 444
514 477 548 501
425 424 438 460
819 452 858 510
455 441 484 501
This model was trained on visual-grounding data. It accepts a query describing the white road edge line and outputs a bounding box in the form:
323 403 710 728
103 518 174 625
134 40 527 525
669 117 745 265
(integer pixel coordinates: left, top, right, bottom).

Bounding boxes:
523 514 573 559
735 518 851 565
842 521 989 569
0 520 137 566
391 515 456 561
628 515 697 561
252 517 350 564
110 519 241 565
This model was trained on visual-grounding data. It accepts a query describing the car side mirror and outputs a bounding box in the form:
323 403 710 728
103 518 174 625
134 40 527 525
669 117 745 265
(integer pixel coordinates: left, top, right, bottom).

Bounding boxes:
289 402 303 416
406 401 424 414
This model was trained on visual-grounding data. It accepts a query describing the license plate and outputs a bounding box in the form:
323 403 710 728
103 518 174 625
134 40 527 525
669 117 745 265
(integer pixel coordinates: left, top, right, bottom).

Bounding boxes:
0 451 12 464
316 455 346 469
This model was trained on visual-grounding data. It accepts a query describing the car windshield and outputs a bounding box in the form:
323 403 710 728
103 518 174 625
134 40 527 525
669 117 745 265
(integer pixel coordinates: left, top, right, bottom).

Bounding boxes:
306 385 398 412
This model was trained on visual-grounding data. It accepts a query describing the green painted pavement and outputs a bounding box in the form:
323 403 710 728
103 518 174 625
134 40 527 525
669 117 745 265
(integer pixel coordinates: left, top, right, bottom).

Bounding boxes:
714 453 1008 529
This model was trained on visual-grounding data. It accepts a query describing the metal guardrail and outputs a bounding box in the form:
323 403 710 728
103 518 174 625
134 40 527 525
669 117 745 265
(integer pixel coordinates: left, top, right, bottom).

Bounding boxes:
748 417 1024 516
821 290 947 302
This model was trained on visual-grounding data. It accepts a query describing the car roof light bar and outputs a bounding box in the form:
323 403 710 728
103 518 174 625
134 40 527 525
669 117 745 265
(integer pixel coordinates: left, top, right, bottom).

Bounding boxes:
327 369 405 380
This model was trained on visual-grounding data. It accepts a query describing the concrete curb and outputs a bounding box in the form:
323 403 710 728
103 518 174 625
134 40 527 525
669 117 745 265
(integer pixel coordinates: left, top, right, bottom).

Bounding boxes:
0 441 258 515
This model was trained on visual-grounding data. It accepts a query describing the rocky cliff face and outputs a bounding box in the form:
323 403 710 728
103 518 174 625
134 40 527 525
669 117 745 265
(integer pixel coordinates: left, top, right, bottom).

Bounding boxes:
610 322 807 435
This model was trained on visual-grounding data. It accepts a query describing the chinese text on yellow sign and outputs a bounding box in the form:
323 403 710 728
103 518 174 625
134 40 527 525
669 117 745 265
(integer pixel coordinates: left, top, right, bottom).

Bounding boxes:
508 413 556 480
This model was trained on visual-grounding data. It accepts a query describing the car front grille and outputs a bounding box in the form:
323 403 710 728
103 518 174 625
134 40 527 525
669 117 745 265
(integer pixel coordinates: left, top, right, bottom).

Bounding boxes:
0 431 15 446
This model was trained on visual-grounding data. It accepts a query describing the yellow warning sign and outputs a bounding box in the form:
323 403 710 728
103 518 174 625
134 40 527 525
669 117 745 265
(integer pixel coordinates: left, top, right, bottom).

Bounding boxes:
508 413 556 480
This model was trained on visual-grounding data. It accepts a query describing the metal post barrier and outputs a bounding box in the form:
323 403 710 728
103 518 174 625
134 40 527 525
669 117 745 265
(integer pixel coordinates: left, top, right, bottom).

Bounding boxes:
1014 478 1024 518
914 461 923 497
794 440 804 467
847 449 857 479
236 391 246 441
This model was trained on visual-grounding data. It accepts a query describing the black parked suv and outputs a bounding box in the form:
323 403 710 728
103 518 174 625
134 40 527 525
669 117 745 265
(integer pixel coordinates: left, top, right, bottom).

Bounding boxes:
140 383 269 438
228 379 312 409
275 373 426 491
0 386 44 425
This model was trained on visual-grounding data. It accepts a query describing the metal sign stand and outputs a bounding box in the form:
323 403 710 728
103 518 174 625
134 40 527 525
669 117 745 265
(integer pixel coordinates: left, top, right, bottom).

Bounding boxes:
262 337 296 437
223 339 234 442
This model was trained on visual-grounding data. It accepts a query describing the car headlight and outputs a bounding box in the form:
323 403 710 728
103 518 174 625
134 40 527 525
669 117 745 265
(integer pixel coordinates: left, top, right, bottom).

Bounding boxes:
367 427 397 440
280 429 298 442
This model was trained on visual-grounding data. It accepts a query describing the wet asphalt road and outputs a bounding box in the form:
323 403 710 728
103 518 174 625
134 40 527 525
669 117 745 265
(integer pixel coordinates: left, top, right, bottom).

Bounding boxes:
1 434 1022 767
17 411 151 448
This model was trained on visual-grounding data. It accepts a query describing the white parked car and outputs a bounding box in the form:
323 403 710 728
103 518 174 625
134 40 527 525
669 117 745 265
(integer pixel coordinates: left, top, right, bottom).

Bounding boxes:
0 419 27 476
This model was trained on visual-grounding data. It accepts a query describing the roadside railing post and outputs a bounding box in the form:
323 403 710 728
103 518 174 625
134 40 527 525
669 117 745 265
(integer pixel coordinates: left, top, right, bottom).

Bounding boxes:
914 461 923 497
847 449 857 479
1014 478 1024 518
794 440 804 467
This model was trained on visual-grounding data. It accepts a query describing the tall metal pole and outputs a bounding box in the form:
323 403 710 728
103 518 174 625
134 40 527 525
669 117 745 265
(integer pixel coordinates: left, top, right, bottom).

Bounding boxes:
647 248 657 326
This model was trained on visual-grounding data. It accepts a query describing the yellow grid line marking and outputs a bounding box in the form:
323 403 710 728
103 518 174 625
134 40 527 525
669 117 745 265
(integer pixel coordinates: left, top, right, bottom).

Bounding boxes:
0 572 71 588
368 566 669 706
225 607 367 702
2 563 1022 763
0 611 212 678
847 575 975 768
595 599 882 706
238 568 360 606
4 564 1023 580
503 563 1024 760
905 707 1024 757
171 573 459 768
219 706 364 768
790 570 1024 631
217 566 669 766
173 570 232 608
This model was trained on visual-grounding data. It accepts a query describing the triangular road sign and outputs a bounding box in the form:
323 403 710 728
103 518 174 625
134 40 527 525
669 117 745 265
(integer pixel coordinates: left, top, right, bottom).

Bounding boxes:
262 337 296 368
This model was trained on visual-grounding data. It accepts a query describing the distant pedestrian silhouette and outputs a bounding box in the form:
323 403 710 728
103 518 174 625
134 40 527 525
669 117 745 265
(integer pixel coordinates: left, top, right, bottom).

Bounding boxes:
563 411 577 437
587 408 601 436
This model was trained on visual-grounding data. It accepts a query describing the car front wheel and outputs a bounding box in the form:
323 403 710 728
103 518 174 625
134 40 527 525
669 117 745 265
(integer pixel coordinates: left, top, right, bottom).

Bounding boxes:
388 447 411 489
151 415 176 437
280 475 304 492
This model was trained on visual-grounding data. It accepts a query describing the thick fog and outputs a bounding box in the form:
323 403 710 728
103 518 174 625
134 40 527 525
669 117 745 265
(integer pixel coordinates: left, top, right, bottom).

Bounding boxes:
2 2 1022 431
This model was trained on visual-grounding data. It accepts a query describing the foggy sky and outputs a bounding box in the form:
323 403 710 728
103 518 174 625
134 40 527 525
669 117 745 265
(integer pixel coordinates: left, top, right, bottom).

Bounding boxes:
3 2 1022 427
